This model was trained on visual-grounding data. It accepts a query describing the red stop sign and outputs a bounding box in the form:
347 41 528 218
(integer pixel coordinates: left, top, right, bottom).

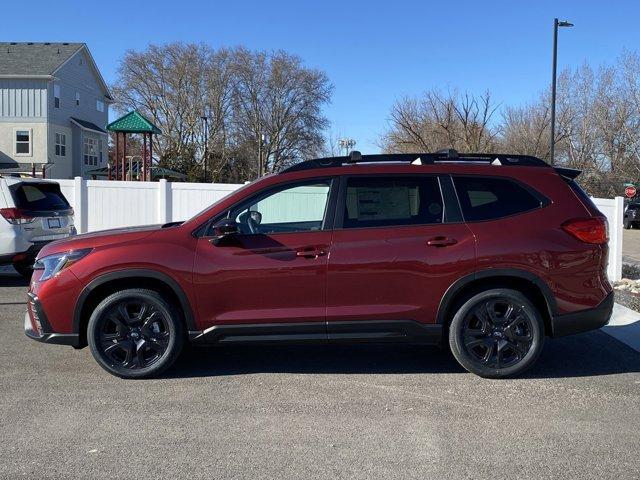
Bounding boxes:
626 186 637 198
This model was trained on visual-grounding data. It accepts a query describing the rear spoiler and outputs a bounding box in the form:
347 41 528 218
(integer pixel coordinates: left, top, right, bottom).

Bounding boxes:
554 167 581 180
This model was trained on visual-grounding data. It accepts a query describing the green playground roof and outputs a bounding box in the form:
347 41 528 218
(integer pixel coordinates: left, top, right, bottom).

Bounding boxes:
107 110 162 134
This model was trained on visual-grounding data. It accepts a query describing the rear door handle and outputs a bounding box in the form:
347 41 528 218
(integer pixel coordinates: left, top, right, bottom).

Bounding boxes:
296 247 327 259
427 236 458 247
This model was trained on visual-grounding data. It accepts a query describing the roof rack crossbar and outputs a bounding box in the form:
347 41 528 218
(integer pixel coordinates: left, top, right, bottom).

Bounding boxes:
279 150 549 174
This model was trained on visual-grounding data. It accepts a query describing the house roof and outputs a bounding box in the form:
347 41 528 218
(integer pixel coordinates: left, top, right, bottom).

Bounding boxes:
107 110 162 134
0 42 84 76
0 42 113 100
70 117 107 134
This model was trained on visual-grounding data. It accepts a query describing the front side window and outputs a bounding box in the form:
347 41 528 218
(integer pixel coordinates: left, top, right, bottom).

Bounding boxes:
227 180 332 235
15 130 31 155
55 133 66 156
53 84 60 108
83 137 98 166
342 176 443 228
453 176 543 222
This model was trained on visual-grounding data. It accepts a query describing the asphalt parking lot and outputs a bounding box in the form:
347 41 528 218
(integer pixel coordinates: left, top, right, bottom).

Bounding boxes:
1 270 639 479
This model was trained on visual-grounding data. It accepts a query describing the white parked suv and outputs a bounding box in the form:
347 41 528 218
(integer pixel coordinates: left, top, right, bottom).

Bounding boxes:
0 175 75 279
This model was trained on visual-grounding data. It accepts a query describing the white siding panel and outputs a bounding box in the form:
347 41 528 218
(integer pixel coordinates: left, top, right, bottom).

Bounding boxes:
0 79 47 118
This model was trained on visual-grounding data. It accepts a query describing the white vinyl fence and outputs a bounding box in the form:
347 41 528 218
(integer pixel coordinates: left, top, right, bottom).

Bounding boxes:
591 196 624 281
57 178 625 281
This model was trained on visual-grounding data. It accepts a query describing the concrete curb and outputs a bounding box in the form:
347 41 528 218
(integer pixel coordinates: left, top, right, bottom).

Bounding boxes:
602 303 640 352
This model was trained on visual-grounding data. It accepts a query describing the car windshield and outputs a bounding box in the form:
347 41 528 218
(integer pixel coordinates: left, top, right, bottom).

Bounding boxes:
185 180 256 222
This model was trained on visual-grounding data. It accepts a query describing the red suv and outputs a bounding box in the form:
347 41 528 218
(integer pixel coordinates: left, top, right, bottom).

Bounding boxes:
24 150 613 379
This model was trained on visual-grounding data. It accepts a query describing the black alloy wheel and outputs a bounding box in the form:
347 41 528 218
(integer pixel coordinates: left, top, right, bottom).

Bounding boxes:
449 289 544 378
88 289 183 378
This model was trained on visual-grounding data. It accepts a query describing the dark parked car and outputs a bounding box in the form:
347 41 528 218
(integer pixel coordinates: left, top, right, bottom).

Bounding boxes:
24 150 613 379
624 203 640 229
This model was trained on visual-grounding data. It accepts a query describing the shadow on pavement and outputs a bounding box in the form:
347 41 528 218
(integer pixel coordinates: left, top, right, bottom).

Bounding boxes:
166 329 640 379
0 272 29 288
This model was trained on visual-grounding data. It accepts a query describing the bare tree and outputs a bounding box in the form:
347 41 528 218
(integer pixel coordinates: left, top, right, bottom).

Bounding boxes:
381 90 500 153
112 43 332 182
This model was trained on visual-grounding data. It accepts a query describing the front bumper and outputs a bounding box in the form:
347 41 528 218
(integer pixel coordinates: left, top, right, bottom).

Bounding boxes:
551 291 614 337
24 293 79 347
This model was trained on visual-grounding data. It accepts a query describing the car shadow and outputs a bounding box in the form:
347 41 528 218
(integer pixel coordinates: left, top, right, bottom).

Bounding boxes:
0 272 29 287
164 330 640 380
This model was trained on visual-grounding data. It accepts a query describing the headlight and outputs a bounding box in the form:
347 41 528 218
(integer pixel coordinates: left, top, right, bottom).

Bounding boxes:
33 248 93 281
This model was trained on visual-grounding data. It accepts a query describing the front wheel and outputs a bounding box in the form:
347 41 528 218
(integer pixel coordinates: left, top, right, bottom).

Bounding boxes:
448 289 544 378
87 289 184 379
624 219 631 229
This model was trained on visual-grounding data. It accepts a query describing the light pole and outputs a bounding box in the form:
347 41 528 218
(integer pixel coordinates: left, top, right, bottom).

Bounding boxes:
338 138 356 156
257 133 267 179
200 114 209 182
550 18 573 165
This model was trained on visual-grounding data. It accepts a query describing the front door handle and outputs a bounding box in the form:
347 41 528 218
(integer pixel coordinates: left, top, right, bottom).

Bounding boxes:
427 236 458 247
296 248 327 259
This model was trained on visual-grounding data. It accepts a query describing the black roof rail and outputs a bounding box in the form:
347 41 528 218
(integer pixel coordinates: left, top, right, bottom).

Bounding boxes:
279 150 550 174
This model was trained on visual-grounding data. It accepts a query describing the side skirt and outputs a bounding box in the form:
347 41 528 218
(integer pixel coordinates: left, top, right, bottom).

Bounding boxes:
189 320 442 346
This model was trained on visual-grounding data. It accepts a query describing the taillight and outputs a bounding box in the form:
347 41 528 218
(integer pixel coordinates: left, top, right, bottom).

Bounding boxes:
561 217 608 244
0 208 36 225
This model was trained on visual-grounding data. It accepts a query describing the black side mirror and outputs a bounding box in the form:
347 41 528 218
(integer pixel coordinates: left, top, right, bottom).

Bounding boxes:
210 218 239 246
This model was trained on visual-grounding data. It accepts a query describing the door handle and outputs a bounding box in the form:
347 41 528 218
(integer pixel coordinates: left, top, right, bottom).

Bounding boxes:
427 236 458 247
296 248 327 259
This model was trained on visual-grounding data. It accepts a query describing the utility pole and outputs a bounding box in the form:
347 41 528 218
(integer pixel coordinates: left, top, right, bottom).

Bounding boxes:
200 114 209 182
550 18 574 165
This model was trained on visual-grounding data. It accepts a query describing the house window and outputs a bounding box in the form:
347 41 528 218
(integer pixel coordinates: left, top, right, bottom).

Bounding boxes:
15 130 31 155
55 133 66 156
96 100 104 112
54 84 60 108
83 137 98 166
75 92 80 106
98 139 103 164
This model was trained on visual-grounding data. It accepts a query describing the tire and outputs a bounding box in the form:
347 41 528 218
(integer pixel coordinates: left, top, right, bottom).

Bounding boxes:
87 288 184 379
448 289 544 379
12 261 33 281
624 219 631 229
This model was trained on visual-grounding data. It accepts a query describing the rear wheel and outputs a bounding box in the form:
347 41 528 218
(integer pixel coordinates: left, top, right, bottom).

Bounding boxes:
87 289 184 379
624 219 631 229
448 289 544 378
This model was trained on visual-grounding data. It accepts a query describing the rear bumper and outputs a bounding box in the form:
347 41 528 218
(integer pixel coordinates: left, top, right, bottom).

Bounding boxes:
551 292 614 337
0 241 52 265
24 293 79 347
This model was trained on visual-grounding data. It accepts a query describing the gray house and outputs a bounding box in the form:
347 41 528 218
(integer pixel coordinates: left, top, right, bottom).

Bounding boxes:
0 43 112 179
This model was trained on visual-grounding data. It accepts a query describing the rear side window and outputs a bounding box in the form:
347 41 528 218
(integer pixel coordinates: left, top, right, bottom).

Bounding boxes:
342 176 443 228
10 183 70 211
453 176 542 222
566 179 600 215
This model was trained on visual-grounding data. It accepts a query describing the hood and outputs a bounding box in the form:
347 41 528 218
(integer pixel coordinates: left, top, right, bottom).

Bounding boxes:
37 224 163 258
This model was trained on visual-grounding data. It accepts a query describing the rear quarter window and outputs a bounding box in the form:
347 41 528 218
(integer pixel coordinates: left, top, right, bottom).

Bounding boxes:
10 183 70 211
453 176 544 222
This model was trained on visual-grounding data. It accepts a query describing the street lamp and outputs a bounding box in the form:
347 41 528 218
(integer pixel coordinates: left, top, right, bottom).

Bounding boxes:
257 133 267 179
338 138 356 156
200 114 209 182
550 18 574 165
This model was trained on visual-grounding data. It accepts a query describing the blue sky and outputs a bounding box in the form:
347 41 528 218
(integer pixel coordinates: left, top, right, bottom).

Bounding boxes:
2 0 639 152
